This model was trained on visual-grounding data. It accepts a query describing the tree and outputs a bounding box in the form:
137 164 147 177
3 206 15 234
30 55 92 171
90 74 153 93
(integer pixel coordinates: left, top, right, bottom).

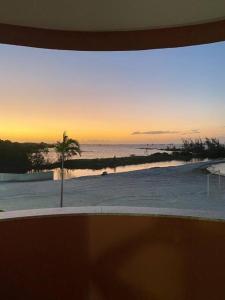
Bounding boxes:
0 139 49 173
28 148 49 171
55 132 81 207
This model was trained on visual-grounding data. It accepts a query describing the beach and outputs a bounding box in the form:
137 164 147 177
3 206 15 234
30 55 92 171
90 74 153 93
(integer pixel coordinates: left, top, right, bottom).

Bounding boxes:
0 160 225 212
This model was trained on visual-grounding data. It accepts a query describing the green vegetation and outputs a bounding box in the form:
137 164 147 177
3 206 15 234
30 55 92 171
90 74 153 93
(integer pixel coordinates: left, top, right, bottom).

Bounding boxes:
0 140 49 173
180 138 225 158
54 132 81 207
50 138 225 170
0 138 225 174
49 152 192 170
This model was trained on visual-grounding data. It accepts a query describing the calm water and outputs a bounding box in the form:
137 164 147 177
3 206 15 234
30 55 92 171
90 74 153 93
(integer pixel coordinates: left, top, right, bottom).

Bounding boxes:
47 143 174 161
42 143 192 180
53 160 189 180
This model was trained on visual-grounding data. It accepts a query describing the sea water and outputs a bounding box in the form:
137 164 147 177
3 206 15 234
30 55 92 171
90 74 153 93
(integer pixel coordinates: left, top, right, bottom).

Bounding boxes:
42 143 195 179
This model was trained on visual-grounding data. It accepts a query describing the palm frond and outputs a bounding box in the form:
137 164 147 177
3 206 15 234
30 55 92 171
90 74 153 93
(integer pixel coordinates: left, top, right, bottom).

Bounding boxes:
54 134 81 159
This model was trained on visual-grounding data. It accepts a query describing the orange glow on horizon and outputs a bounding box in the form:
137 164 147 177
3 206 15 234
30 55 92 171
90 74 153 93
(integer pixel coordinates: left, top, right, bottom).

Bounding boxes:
1 91 220 143
1 42 225 144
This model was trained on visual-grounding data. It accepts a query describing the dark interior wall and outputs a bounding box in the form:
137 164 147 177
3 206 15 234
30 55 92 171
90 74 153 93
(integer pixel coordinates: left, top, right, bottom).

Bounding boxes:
0 20 225 51
0 214 224 299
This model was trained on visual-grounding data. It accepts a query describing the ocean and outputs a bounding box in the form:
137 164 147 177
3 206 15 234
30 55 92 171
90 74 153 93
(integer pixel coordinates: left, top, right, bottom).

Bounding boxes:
45 143 191 179
72 144 171 159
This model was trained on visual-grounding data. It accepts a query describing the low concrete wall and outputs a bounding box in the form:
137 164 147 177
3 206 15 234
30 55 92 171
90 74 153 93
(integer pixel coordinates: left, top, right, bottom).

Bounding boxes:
0 171 53 182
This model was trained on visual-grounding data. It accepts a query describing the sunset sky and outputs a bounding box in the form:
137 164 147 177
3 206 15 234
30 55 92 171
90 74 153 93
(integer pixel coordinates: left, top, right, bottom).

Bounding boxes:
0 41 225 144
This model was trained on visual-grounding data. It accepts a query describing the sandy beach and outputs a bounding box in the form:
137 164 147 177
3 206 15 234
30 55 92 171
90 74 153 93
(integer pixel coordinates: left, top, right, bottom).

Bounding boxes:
0 160 225 212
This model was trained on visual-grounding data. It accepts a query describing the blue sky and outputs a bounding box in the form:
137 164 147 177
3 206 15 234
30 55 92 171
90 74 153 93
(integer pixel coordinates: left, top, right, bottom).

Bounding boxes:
0 41 225 143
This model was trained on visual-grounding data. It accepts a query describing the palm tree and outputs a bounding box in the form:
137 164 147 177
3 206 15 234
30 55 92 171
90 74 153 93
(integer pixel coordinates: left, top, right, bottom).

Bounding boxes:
55 132 81 207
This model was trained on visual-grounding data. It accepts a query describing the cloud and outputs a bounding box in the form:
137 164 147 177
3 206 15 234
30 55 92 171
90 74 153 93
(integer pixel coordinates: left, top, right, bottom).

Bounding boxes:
182 129 200 135
83 139 110 143
132 129 200 135
191 129 200 133
132 130 180 135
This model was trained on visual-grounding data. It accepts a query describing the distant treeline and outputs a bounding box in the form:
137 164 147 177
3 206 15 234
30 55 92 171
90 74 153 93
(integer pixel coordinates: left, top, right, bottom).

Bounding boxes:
49 152 192 170
168 138 225 159
49 138 225 170
52 138 225 170
1 138 225 173
0 140 50 173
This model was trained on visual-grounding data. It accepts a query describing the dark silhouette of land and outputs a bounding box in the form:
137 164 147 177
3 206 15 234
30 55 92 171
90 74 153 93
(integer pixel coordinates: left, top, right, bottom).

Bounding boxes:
0 138 225 173
0 140 50 173
49 152 191 170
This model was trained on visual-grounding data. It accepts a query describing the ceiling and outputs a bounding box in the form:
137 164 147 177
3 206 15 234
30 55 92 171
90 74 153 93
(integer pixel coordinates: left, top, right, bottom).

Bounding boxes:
0 0 224 50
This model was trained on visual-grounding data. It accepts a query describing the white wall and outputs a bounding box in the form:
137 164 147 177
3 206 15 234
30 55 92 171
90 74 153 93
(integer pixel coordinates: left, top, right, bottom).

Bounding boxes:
0 171 54 182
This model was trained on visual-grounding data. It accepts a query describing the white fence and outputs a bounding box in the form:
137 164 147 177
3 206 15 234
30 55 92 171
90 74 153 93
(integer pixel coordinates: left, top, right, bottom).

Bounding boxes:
0 171 54 182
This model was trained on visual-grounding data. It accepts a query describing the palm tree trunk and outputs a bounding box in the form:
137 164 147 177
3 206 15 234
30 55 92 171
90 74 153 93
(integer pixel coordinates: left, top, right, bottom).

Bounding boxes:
60 152 64 207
